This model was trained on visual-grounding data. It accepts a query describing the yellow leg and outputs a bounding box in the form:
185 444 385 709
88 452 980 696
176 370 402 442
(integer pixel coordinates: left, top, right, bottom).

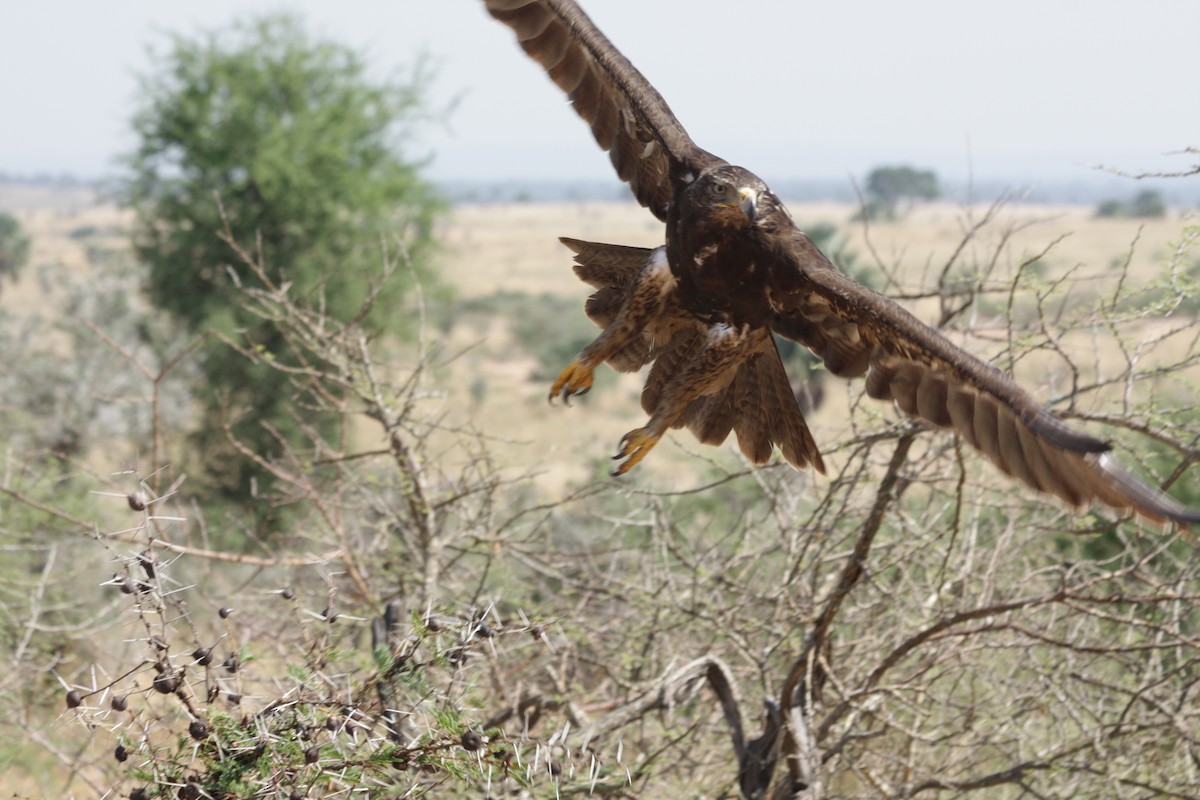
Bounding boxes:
549 359 595 404
611 427 662 476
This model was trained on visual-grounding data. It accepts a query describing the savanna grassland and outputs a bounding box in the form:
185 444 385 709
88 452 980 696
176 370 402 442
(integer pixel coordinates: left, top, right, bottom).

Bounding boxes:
2 186 1198 798
7 190 1191 476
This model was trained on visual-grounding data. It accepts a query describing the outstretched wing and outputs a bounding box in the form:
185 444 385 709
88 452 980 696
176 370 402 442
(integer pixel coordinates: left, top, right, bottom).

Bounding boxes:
483 0 723 220
769 231 1200 526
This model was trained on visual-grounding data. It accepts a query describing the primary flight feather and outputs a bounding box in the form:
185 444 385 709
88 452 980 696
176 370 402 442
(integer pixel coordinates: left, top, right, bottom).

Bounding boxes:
482 0 1200 526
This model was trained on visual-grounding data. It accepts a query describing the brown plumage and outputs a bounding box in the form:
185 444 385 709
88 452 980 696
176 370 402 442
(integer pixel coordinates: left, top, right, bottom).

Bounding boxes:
563 237 825 474
483 0 1200 525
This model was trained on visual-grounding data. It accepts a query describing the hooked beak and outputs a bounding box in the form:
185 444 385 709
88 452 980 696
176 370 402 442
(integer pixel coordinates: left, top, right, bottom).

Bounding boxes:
738 186 758 220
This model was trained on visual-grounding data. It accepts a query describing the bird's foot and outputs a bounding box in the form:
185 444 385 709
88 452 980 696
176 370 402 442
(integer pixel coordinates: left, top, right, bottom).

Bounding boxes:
549 359 594 404
611 427 661 476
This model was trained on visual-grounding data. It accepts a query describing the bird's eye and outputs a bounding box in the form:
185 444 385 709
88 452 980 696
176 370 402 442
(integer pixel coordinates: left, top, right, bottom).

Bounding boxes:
710 183 727 196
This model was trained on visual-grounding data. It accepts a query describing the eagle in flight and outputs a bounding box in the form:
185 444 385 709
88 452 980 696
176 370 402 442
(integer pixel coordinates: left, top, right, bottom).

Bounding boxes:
482 0 1200 526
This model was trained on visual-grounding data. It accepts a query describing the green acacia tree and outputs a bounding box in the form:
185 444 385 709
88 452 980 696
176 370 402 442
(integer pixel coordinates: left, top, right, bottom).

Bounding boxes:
861 164 940 220
124 14 444 518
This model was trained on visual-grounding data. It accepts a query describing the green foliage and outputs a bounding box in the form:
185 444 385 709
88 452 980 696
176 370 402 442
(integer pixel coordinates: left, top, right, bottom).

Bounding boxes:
1094 188 1167 218
859 164 940 220
123 13 445 510
0 212 30 287
1109 222 1200 315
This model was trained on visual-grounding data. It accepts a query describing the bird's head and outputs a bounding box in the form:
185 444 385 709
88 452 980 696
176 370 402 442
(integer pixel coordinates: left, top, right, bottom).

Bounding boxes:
685 166 778 230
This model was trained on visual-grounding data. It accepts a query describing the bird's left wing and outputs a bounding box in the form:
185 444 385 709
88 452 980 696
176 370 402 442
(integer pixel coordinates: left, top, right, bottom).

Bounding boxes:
769 231 1200 526
483 0 723 220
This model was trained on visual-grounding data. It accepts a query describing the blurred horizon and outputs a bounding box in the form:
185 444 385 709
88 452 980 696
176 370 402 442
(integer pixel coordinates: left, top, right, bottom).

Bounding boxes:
3 172 1198 209
3 1 1197 197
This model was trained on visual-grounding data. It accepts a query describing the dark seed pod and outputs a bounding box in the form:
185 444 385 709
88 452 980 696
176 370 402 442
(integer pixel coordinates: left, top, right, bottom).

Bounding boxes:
475 621 495 639
460 729 484 752
206 685 219 704
138 551 155 579
188 720 209 740
531 626 544 641
223 655 240 674
424 616 441 632
114 743 129 762
127 492 147 511
304 745 320 764
281 586 295 600
179 781 201 800
325 716 339 732
152 670 180 695
65 689 84 709
192 646 213 666
131 789 148 800
218 606 233 619
226 693 242 706
116 575 134 594
111 694 129 712
250 741 266 760
321 607 337 623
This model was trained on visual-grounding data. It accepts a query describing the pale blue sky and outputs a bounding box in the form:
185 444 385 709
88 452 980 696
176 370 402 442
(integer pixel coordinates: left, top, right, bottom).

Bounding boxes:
1 1 1196 185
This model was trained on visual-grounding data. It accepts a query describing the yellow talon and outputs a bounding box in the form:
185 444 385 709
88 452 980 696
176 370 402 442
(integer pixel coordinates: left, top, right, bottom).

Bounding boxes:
611 428 661 476
549 359 594 404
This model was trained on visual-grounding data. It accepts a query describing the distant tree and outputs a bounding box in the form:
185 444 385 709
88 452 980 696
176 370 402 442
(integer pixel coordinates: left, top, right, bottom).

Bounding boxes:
1095 189 1167 219
1131 188 1167 218
861 164 940 220
124 13 444 515
0 212 30 287
1094 198 1127 218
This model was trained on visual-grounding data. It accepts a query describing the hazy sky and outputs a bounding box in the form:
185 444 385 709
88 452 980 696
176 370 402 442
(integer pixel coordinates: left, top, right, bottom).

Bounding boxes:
2 1 1196 185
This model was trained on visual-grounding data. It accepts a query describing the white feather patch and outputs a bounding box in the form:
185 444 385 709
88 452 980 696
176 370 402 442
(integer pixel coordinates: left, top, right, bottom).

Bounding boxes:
646 246 676 294
693 243 719 267
707 322 735 340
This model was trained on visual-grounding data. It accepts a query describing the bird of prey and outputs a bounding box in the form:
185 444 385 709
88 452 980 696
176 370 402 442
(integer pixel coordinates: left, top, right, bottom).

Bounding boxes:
482 0 1200 525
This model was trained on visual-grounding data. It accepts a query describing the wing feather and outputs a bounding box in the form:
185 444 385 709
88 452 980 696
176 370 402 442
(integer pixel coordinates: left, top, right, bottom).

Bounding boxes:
732 355 771 464
563 239 661 372
771 231 1200 524
916 372 952 428
561 236 652 288
683 385 738 446
757 340 826 472
642 329 702 415
484 0 722 219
